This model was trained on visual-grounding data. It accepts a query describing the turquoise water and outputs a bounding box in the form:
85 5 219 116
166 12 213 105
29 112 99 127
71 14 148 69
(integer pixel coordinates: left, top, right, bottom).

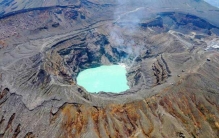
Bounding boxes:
77 65 129 93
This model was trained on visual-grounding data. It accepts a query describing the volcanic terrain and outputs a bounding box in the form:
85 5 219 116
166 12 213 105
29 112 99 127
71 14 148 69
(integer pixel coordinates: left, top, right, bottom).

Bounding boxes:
0 0 219 138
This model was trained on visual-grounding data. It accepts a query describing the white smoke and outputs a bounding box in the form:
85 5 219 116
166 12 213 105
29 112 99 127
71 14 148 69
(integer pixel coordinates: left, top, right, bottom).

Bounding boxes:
109 0 147 66
205 38 219 50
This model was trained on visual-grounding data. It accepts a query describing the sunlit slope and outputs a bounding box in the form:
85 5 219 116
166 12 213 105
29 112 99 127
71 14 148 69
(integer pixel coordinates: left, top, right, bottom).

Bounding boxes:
1 0 219 27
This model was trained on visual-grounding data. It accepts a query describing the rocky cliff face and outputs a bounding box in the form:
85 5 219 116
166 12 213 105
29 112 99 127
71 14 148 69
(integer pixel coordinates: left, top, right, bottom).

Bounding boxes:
0 0 219 138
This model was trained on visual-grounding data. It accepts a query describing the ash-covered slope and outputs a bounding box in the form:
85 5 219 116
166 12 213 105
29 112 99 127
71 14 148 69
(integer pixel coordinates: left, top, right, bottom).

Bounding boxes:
0 0 80 15
0 0 219 138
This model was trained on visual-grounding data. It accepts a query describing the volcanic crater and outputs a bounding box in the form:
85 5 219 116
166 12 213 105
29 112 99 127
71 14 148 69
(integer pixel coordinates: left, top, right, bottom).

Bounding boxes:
0 0 219 138
43 11 219 96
